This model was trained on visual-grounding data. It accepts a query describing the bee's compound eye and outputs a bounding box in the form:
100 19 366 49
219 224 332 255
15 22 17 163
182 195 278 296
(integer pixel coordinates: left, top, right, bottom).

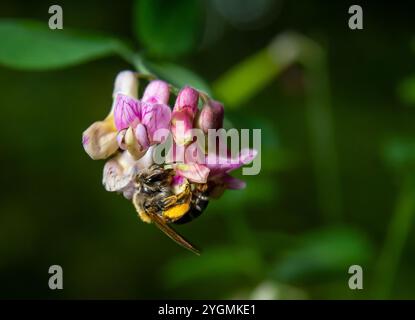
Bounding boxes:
146 173 163 184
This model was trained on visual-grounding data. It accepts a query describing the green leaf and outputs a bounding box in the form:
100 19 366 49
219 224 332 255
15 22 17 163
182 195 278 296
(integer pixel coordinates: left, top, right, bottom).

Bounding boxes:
271 227 373 284
0 19 125 70
213 48 280 108
147 61 211 94
134 0 202 58
162 246 263 288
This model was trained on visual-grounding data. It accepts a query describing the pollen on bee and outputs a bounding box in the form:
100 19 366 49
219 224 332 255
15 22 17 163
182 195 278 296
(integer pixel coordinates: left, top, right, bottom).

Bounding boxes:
163 203 190 221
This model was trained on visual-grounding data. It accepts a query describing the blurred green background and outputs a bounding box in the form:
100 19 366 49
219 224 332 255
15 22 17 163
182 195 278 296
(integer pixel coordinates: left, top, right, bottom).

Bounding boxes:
1 0 415 299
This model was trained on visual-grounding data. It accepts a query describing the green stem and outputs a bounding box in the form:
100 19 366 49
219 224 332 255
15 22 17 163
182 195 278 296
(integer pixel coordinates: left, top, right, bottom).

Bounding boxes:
302 46 343 222
213 33 342 222
373 175 415 299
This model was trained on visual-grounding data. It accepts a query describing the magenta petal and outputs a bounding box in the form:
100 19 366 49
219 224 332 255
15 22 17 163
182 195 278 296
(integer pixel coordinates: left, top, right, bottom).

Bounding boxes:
141 102 172 144
206 148 258 177
142 80 170 104
114 94 141 130
175 163 210 184
174 86 199 114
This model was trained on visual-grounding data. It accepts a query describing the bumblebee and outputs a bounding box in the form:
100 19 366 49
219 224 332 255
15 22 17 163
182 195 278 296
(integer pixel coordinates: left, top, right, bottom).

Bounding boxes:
132 164 209 255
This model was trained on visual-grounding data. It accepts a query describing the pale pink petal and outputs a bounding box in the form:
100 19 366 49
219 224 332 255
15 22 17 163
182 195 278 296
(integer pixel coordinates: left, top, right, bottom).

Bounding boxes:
141 102 172 144
114 94 141 130
102 151 135 193
116 129 127 150
206 148 258 177
124 126 147 160
82 120 118 160
174 163 210 184
142 80 170 104
185 141 205 165
103 148 155 200
134 145 156 170
113 71 138 99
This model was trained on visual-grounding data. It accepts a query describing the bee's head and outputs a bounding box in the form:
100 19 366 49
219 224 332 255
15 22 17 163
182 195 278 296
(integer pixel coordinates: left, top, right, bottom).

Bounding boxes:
134 165 171 193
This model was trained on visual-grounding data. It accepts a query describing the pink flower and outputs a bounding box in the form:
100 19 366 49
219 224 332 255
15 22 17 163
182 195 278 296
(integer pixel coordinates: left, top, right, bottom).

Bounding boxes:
114 80 172 159
83 71 259 204
82 70 138 160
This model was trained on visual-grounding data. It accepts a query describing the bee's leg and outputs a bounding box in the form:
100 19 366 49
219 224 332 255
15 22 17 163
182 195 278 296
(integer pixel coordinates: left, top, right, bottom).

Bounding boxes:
159 195 178 208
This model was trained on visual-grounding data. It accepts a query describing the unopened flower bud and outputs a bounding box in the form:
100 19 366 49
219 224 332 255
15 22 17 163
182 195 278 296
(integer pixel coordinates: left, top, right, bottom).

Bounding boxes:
142 80 170 104
171 87 199 145
196 99 224 133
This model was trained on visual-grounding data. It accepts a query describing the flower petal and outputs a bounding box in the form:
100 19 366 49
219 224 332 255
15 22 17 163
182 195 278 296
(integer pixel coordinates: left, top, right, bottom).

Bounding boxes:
170 87 199 145
185 140 206 165
102 151 135 193
82 118 118 160
174 163 210 184
103 148 155 200
141 102 172 144
124 126 147 160
116 129 127 150
142 80 170 104
206 148 258 177
171 109 194 145
114 94 141 131
113 70 138 99
134 123 150 150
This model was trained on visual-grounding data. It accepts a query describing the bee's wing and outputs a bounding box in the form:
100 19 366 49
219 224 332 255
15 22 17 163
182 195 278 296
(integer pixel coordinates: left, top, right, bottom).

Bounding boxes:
149 212 200 255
